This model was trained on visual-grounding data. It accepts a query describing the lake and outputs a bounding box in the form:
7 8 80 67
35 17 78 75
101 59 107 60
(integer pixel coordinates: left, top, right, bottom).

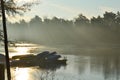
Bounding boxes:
1 43 120 80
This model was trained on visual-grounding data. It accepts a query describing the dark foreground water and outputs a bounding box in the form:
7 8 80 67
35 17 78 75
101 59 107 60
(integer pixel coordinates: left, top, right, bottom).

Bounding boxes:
1 43 120 80
10 55 120 80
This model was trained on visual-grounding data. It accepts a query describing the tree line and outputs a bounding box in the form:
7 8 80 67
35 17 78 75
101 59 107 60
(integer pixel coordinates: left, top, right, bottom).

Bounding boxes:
11 11 120 31
6 11 120 46
0 0 120 46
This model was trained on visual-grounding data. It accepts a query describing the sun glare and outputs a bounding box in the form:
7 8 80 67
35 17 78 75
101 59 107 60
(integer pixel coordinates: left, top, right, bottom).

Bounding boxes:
15 68 29 80
15 47 29 55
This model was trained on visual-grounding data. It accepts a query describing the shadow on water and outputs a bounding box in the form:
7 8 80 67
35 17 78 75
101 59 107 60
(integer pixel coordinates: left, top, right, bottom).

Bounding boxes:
38 62 67 71
11 58 67 70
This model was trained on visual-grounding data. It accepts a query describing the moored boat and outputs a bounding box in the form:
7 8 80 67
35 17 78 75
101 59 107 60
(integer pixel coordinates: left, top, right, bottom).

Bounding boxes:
10 51 67 68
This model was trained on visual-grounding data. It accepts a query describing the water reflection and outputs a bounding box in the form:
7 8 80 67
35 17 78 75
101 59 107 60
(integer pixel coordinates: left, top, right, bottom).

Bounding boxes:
90 56 120 80
75 55 120 80
10 55 120 80
12 68 30 80
8 43 59 57
9 47 35 57
10 54 120 80
10 43 67 80
11 66 66 80
8 43 120 80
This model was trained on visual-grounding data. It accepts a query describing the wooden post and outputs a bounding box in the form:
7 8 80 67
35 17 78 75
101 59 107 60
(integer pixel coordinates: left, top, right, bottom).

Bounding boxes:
0 64 5 80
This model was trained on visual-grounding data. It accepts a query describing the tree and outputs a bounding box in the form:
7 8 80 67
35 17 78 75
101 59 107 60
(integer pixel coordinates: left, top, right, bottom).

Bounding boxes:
74 14 90 27
0 0 35 16
0 0 38 42
103 12 116 27
30 15 42 25
91 16 104 27
115 11 120 26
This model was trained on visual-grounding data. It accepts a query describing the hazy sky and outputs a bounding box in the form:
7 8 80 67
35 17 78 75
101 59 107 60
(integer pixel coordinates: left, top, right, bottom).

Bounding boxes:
9 0 120 22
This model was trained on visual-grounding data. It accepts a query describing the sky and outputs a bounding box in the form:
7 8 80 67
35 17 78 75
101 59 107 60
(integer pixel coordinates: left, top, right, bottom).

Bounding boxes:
8 0 120 22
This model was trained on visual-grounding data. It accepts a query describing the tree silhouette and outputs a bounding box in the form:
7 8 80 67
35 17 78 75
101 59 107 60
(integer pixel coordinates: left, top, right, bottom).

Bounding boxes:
30 15 42 24
74 14 90 27
115 11 120 31
103 12 116 28
0 0 35 16
1 11 120 45
0 0 38 42
91 16 104 27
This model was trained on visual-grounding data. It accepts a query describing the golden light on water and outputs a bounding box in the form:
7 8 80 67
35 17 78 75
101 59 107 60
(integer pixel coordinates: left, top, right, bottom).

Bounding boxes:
9 43 39 56
14 68 29 80
9 43 50 57
11 67 41 80
15 47 29 54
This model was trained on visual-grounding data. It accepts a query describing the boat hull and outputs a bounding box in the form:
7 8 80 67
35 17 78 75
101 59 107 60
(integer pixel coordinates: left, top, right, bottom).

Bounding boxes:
10 59 67 68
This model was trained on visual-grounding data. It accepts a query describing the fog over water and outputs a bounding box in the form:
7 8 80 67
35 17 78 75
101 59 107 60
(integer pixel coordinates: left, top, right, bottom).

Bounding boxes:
1 12 120 80
6 12 120 55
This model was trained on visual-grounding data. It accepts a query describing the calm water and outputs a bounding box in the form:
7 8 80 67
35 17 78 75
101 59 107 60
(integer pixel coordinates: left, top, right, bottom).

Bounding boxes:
1 43 120 80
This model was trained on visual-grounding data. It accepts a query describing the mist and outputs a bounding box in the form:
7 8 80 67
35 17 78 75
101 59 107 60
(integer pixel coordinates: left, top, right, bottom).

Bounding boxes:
6 12 120 54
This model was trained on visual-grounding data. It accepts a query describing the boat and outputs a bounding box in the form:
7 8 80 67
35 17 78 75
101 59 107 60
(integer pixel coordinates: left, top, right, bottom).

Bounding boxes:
10 51 67 68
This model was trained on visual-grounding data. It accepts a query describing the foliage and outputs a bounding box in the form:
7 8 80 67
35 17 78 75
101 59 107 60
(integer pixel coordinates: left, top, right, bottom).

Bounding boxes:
7 11 120 45
74 14 90 26
0 0 39 43
0 0 38 16
11 11 120 30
